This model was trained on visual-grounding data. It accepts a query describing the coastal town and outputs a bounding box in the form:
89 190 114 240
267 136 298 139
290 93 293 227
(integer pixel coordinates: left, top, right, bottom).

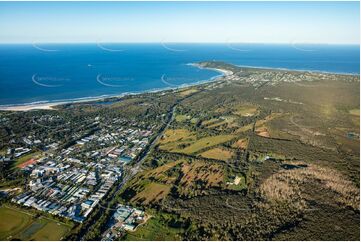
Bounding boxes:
1 111 156 226
197 61 360 89
0 0 359 240
0 61 359 241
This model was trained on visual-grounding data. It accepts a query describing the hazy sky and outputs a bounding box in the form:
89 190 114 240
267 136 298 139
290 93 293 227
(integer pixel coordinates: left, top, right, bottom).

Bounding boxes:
0 1 359 44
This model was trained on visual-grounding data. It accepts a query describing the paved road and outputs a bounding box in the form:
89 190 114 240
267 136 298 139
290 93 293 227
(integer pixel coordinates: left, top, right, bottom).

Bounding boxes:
79 104 177 240
79 105 176 239
130 105 177 175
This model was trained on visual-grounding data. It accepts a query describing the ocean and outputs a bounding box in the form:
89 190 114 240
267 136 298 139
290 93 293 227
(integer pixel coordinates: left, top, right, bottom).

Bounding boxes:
0 43 359 106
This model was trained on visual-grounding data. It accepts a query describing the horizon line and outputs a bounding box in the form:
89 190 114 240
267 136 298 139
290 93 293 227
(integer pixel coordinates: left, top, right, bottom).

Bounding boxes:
0 42 360 45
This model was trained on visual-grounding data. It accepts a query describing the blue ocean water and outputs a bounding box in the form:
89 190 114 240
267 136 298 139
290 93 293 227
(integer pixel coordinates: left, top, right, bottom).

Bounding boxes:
0 43 359 105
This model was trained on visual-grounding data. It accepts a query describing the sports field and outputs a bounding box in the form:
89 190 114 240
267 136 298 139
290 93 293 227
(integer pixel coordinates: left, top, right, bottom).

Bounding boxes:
0 206 72 240
13 151 42 168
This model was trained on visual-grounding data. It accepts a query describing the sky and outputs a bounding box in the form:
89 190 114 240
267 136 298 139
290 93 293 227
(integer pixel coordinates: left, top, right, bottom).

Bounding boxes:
0 1 359 44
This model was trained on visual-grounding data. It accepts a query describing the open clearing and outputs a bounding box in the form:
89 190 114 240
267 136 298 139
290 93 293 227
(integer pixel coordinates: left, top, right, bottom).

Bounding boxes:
131 183 171 205
159 129 195 144
159 129 235 154
0 206 33 240
17 158 38 169
175 114 190 122
233 104 258 116
235 123 254 133
14 151 42 168
200 147 234 161
180 135 235 154
232 138 249 149
125 214 182 241
349 108 360 116
144 160 183 184
201 118 219 126
28 217 71 241
178 161 224 196
178 88 198 97
206 116 237 129
255 126 270 137
0 206 71 241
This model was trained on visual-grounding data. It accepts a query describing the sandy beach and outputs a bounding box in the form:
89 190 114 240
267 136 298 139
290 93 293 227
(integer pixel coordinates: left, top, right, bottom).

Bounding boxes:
188 63 234 76
0 103 58 111
212 68 233 76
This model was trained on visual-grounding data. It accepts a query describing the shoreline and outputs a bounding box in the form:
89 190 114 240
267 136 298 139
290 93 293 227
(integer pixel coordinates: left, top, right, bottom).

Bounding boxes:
0 63 358 111
187 63 234 76
0 66 228 112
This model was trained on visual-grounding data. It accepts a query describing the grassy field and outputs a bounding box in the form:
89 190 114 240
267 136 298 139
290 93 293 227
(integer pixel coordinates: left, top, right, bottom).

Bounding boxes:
28 217 71 241
255 126 270 137
0 148 7 156
233 104 259 116
349 108 360 116
13 151 42 168
144 160 183 183
175 114 190 122
159 130 235 154
159 129 196 144
123 158 227 201
125 214 182 241
131 182 171 205
190 118 199 123
201 118 218 126
226 175 247 191
232 138 249 149
180 162 223 186
0 206 33 240
235 123 254 133
177 88 198 97
200 147 234 161
206 116 237 129
158 129 197 152
255 113 283 127
0 206 72 241
180 135 235 154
